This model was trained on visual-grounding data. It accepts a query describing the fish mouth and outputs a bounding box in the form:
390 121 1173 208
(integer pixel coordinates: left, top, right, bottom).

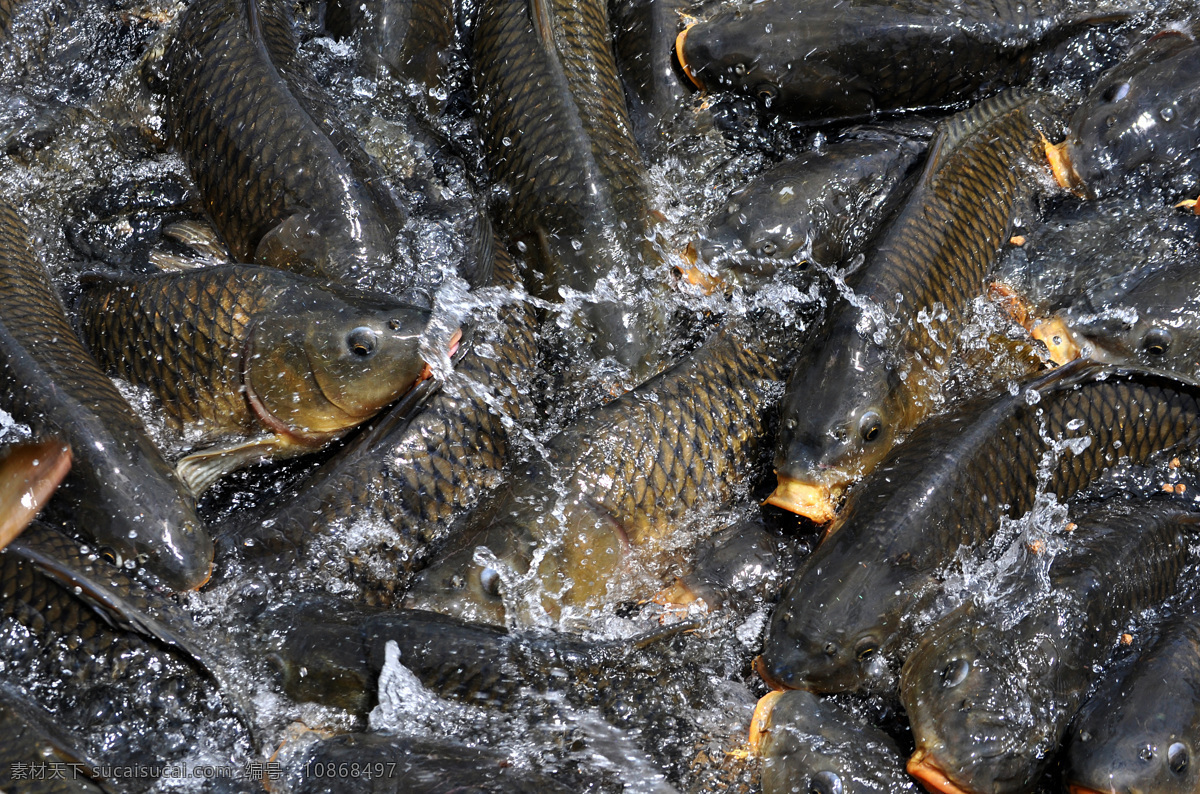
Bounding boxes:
747 689 786 755
1042 136 1087 197
675 24 705 90
907 749 976 794
1066 786 1113 794
417 327 464 383
764 475 837 523
676 242 721 294
1030 317 1080 365
753 654 793 691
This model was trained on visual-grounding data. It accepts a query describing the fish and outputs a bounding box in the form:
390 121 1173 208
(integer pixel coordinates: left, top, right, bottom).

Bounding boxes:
751 690 917 794
472 0 667 376
0 438 71 550
403 307 807 626
226 241 539 605
760 363 1200 694
688 130 926 293
1066 590 1200 794
901 502 1197 794
658 516 786 610
674 0 1131 123
166 0 407 292
77 264 440 494
1050 258 1200 381
768 89 1068 524
1050 32 1200 199
0 198 211 590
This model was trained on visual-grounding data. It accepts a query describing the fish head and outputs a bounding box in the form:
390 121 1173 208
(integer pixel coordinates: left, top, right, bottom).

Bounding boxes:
759 555 899 693
902 609 1056 793
772 329 903 521
403 544 510 627
1069 727 1197 794
695 180 812 291
246 285 435 438
1067 32 1200 198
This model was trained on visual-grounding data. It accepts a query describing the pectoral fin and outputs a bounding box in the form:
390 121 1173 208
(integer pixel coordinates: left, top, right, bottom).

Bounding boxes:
177 436 295 495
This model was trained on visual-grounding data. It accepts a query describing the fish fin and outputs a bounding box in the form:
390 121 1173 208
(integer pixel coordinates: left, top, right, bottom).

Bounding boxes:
77 269 132 288
147 250 213 272
162 219 233 262
528 0 557 51
924 89 1039 172
177 436 291 495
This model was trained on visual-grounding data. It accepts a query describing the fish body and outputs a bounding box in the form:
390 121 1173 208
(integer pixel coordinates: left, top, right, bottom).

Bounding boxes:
755 690 916 794
78 265 436 493
472 0 664 374
1061 32 1200 199
901 503 1196 794
761 363 1200 694
770 89 1067 522
694 131 926 292
404 310 804 626
676 0 1129 122
1067 591 1200 794
231 242 539 604
0 683 106 794
0 199 210 590
166 0 404 290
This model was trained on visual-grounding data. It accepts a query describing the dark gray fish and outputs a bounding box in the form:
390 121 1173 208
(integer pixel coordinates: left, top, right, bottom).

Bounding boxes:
0 198 211 590
761 363 1200 694
769 90 1067 524
0 682 108 794
1066 589 1200 794
902 503 1197 794
689 131 926 292
1057 32 1200 199
752 690 916 794
675 0 1130 122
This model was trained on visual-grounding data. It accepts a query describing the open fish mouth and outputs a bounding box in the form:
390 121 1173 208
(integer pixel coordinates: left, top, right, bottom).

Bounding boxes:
765 475 838 523
747 689 785 755
675 24 704 90
907 749 976 794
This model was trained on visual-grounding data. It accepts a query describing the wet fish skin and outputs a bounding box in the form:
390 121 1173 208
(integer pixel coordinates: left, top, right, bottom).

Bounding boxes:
772 89 1067 519
756 690 916 794
403 309 804 626
0 199 211 590
229 241 539 604
78 264 434 489
1058 259 1200 381
696 133 925 291
1067 592 1200 794
901 503 1197 794
0 683 107 794
677 0 1128 122
1065 32 1200 198
762 363 1200 694
473 0 664 374
166 0 403 289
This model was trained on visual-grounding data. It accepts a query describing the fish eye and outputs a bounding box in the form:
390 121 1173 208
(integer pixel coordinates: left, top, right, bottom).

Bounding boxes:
859 411 883 443
810 771 843 794
940 658 970 688
1169 742 1190 774
854 639 877 662
756 83 778 103
479 567 502 597
346 327 378 357
1103 81 1130 103
756 240 778 256
1105 114 1119 129
1142 328 1172 356
98 546 118 565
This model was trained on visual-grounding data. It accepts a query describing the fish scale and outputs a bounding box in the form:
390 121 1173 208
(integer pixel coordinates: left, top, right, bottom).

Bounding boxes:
235 243 541 604
763 363 1200 694
404 309 806 624
167 0 399 284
